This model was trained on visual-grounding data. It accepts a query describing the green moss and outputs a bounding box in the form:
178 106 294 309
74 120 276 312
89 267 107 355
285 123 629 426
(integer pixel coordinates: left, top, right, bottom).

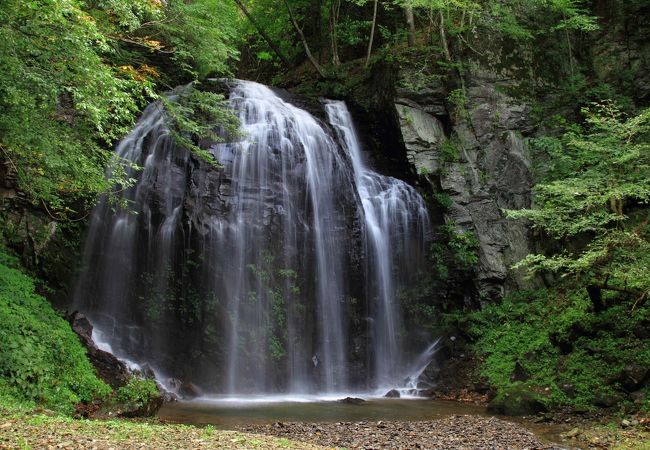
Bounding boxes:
488 383 547 415
0 248 110 414
465 289 650 410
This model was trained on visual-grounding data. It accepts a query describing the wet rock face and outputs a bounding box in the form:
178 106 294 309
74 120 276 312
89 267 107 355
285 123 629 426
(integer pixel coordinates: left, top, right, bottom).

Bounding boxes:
66 311 130 389
395 70 536 302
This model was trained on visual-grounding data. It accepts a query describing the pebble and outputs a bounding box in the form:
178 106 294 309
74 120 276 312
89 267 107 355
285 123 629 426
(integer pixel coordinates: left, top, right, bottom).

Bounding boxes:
241 415 565 449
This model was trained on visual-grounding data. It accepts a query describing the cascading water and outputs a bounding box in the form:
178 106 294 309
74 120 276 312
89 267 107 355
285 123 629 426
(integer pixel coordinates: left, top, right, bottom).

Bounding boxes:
325 102 431 389
72 79 432 396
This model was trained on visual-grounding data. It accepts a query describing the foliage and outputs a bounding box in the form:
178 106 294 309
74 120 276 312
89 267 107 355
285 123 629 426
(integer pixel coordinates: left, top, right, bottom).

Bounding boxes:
462 288 650 409
446 88 470 122
509 103 650 299
161 86 240 167
114 377 159 409
446 227 480 268
0 0 149 213
0 0 240 215
399 0 598 44
154 0 241 79
439 134 462 163
0 248 110 413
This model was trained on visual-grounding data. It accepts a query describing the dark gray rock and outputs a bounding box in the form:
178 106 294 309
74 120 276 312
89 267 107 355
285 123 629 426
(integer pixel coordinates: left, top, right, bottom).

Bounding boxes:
633 322 650 339
560 383 576 399
116 386 164 418
618 364 649 392
179 382 203 400
395 69 537 303
593 393 624 408
630 391 646 404
384 389 401 398
510 362 529 382
487 385 548 416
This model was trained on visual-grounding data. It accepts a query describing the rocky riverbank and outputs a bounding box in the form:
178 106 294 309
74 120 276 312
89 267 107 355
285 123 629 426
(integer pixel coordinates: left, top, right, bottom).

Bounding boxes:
240 416 566 449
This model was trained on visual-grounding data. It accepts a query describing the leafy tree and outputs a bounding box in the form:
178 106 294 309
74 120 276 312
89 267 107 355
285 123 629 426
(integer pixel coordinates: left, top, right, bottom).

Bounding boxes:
0 0 240 216
152 0 241 79
509 103 650 309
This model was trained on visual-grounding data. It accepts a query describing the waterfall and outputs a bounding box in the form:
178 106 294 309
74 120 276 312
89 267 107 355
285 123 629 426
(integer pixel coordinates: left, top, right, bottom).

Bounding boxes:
325 101 431 389
72 80 431 396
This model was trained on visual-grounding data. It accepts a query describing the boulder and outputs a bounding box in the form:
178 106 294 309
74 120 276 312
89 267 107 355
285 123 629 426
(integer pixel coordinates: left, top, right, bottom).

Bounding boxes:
179 382 203 400
487 385 547 416
117 389 164 418
630 391 646 404
384 389 401 398
618 365 649 392
593 392 624 408
510 362 529 382
158 384 179 403
560 383 576 399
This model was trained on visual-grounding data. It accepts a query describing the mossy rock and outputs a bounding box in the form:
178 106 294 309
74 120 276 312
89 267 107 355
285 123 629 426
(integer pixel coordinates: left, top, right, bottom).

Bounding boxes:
109 378 164 418
487 384 548 416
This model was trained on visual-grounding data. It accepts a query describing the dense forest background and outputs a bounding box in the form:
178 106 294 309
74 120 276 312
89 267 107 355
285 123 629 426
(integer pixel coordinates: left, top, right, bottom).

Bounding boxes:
0 0 649 417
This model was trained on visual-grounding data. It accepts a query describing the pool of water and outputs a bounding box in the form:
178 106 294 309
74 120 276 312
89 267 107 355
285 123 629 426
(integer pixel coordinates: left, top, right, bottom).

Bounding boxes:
158 397 568 444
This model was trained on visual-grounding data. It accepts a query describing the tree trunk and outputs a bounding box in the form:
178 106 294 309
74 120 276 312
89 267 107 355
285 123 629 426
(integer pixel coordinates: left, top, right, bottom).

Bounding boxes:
563 13 575 77
439 10 451 61
405 5 416 47
365 0 379 67
232 0 292 68
284 0 327 78
329 0 341 65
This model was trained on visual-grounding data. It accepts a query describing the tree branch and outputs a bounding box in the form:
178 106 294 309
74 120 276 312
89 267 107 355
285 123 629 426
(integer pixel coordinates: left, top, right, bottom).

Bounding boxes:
232 0 292 68
283 0 327 78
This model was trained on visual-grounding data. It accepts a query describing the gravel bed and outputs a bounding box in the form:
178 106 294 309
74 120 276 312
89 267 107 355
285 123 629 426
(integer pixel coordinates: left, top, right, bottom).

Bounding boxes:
241 415 569 449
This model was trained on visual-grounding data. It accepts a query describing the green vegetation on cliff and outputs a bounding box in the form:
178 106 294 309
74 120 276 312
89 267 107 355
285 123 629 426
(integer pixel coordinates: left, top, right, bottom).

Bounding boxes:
511 104 650 306
0 248 109 413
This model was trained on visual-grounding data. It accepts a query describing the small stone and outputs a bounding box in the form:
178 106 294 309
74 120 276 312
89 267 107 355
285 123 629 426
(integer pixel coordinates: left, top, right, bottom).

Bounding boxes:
560 383 576 398
564 427 581 438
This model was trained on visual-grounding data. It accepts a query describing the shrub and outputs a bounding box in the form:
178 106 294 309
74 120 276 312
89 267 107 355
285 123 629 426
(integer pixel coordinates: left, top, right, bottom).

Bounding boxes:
465 289 650 409
115 378 160 410
0 249 110 413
